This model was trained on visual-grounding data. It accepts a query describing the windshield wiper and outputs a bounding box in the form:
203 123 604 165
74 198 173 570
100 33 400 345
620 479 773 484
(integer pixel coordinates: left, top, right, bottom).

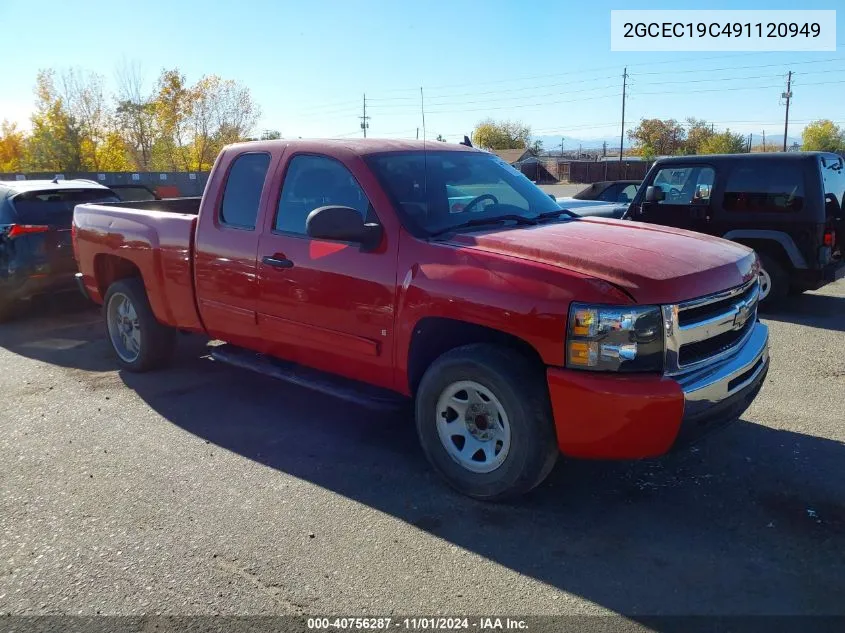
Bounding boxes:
429 214 538 238
534 209 577 222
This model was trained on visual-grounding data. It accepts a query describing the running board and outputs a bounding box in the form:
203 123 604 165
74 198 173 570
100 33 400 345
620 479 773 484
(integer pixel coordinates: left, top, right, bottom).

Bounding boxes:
209 344 407 410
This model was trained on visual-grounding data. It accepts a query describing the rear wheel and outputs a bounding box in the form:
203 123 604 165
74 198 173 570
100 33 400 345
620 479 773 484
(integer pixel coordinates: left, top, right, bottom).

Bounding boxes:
757 253 789 308
103 278 175 372
415 344 558 501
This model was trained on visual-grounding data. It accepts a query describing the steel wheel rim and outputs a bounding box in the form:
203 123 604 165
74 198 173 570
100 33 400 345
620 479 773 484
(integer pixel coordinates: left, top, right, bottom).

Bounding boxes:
758 268 772 300
107 292 141 363
435 380 511 474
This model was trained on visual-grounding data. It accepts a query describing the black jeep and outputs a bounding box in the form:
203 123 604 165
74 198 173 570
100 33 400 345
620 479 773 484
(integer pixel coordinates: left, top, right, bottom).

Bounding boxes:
582 153 845 304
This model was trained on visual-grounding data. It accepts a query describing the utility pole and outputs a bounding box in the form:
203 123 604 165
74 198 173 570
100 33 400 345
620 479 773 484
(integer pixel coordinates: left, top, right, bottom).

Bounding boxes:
560 138 564 156
360 93 370 138
748 133 753 153
762 130 767 151
619 66 628 166
782 71 793 152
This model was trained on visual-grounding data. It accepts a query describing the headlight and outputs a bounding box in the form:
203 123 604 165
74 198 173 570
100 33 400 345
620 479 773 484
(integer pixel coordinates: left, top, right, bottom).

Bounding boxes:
566 303 664 372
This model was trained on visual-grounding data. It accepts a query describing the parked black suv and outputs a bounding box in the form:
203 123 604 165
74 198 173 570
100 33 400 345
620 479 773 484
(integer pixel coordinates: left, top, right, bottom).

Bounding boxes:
574 153 845 304
0 179 119 320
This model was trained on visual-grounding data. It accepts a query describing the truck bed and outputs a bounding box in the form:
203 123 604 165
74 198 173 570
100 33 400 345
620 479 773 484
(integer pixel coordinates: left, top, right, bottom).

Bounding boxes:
73 199 204 332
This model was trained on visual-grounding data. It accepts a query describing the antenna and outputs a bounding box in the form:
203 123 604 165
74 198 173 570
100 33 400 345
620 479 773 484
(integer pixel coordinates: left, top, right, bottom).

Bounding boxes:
420 87 426 141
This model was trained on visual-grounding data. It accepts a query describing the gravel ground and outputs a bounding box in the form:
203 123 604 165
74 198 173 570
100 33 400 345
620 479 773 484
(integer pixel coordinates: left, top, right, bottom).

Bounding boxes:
0 282 843 622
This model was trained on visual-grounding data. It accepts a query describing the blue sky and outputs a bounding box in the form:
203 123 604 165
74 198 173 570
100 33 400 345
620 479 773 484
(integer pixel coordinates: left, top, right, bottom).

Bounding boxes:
1 0 842 145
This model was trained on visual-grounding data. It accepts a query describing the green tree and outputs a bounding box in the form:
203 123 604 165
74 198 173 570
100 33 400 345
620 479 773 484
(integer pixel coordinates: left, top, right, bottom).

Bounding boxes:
684 118 715 155
801 119 845 152
627 118 685 156
115 61 157 170
698 129 747 154
0 120 26 172
260 130 282 140
26 70 85 171
472 119 531 150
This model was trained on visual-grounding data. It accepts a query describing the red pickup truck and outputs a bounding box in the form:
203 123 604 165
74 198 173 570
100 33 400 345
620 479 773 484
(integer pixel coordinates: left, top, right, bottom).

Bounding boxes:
73 139 770 500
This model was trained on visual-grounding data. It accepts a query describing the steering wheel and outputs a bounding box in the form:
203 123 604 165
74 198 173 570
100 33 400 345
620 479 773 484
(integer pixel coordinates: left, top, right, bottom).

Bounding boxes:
463 193 499 213
668 188 682 201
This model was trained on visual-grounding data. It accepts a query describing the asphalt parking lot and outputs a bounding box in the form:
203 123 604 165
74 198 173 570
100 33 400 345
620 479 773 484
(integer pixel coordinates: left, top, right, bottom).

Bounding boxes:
0 282 843 622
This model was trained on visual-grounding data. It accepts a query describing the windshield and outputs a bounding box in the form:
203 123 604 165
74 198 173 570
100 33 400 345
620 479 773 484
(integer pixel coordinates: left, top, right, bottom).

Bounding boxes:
12 188 120 225
366 150 562 236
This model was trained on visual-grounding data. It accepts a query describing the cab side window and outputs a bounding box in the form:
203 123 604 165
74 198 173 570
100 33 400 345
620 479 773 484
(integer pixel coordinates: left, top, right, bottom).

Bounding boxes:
219 152 271 229
723 164 804 213
652 167 714 205
275 154 374 235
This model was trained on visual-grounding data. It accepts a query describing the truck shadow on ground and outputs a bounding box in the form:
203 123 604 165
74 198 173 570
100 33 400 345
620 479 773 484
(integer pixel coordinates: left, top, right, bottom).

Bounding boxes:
116 346 845 620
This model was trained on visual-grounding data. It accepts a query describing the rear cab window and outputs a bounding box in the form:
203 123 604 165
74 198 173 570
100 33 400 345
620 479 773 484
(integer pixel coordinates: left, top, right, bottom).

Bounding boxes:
219 152 271 229
723 163 805 213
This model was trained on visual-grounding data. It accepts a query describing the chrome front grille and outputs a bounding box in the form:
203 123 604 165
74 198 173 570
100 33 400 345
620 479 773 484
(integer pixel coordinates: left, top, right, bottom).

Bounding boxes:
663 278 760 375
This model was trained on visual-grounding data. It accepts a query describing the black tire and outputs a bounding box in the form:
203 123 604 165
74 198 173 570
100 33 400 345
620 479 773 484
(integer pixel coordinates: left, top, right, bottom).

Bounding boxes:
757 253 789 308
103 278 175 372
415 344 558 501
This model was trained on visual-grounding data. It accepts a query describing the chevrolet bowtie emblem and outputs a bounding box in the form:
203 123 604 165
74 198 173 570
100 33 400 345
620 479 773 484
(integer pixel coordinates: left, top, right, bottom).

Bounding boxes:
733 301 751 330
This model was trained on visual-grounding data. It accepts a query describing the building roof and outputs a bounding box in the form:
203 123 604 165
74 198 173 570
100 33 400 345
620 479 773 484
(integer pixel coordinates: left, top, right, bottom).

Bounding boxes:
491 148 532 164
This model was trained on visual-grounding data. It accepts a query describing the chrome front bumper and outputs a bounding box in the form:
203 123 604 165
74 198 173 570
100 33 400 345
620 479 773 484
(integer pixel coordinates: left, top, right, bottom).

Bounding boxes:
674 320 769 440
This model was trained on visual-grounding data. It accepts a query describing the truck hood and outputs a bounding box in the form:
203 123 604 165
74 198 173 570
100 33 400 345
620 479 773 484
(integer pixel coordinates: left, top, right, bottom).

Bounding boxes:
443 217 757 305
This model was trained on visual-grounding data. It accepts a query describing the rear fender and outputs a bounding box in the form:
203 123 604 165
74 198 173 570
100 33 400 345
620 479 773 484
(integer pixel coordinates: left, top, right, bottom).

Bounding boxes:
722 230 807 269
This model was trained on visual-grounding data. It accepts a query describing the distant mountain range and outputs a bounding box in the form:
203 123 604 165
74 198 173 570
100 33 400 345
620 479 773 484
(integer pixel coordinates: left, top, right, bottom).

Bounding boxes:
535 134 803 152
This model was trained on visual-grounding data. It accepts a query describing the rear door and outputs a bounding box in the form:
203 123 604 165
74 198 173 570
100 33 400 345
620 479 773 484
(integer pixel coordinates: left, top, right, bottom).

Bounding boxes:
6 188 119 277
193 151 273 349
637 164 715 234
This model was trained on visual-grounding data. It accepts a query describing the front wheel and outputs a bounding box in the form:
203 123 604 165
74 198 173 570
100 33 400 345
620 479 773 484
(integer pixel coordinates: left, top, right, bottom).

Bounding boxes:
415 344 558 501
757 253 789 308
103 278 175 372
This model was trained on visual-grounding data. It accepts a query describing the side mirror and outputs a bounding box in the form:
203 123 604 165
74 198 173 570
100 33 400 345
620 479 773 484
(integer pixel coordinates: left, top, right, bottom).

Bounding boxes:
644 186 665 203
549 193 557 202
306 205 383 251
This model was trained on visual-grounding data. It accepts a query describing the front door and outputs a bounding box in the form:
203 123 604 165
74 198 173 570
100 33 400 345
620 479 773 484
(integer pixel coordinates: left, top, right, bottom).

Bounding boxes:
255 153 397 389
637 164 715 234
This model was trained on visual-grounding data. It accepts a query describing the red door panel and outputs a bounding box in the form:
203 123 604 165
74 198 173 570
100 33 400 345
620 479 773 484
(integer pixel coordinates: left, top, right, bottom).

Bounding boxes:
255 151 398 390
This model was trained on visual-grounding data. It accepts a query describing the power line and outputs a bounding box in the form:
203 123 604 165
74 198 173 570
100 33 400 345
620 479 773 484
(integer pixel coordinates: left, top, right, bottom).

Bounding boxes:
373 51 819 94
287 56 845 119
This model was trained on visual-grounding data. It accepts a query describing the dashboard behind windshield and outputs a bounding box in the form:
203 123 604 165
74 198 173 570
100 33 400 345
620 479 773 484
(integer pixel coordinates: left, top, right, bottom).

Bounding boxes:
366 150 561 237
